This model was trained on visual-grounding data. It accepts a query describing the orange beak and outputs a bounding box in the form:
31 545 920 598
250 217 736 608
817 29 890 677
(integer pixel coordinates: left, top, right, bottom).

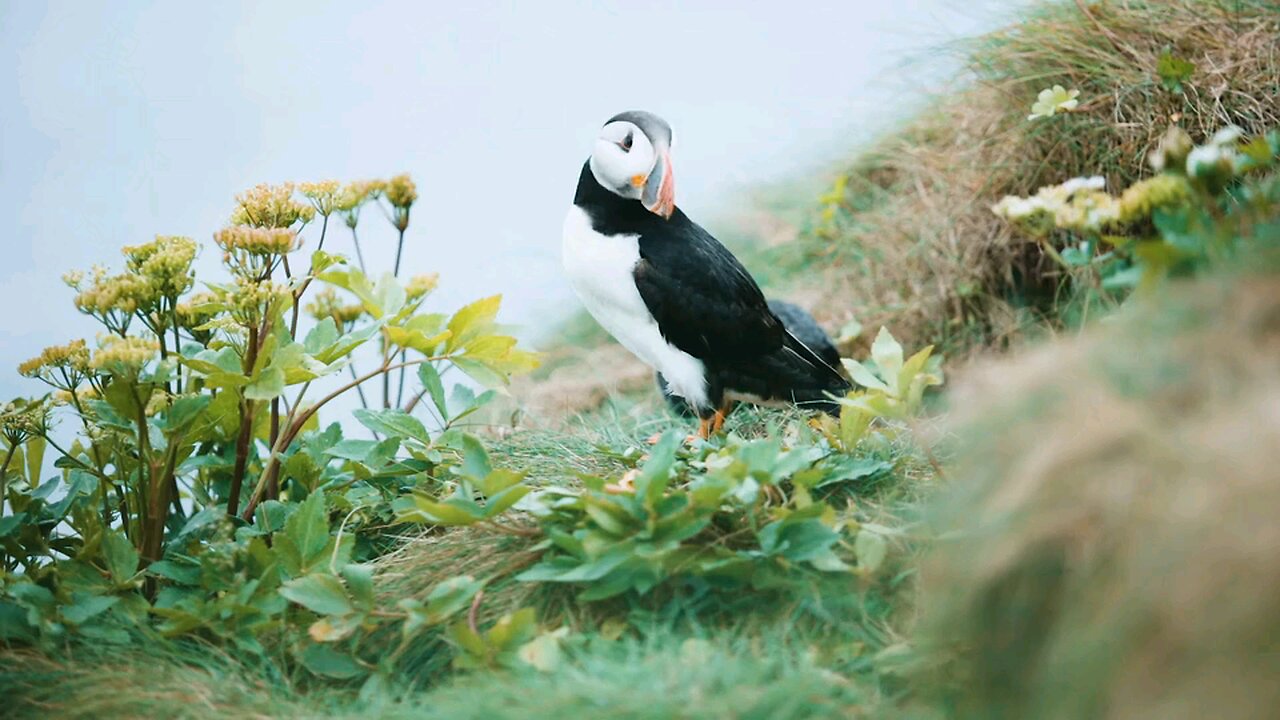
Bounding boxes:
641 148 676 219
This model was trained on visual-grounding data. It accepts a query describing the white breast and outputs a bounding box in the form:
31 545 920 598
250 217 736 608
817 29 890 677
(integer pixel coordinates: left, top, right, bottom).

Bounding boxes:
561 205 709 409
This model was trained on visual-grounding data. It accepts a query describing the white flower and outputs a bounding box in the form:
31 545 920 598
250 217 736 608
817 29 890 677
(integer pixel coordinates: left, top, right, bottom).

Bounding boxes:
1209 125 1243 147
1028 85 1081 121
1060 176 1106 195
992 195 1046 219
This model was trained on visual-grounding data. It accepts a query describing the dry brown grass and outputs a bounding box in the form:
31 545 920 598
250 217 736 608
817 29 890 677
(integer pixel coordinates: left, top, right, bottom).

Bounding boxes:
909 268 1280 719
804 0 1280 356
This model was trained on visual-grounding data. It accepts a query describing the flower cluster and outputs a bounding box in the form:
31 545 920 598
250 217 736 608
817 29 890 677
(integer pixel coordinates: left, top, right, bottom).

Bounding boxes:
300 180 341 217
1185 126 1243 190
214 226 302 278
230 182 315 228
993 127 1250 237
0 398 49 446
405 272 438 302
65 265 153 333
90 335 159 376
305 286 364 328
122 235 198 300
385 173 417 231
176 291 222 344
52 386 100 407
384 174 417 209
221 277 289 329
18 339 91 390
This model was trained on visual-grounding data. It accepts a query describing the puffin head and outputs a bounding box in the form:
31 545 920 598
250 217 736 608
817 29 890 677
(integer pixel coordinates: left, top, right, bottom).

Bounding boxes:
588 110 677 219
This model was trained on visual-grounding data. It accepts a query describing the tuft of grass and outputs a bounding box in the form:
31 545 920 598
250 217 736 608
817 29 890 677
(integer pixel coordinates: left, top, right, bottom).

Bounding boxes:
787 0 1280 358
905 262 1280 718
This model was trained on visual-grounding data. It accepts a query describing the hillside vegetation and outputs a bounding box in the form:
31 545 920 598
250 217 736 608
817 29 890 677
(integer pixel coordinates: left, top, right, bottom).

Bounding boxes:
2 2 1278 718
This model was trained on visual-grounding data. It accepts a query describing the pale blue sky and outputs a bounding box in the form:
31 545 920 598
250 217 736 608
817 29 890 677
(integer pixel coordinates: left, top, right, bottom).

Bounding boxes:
0 0 1022 402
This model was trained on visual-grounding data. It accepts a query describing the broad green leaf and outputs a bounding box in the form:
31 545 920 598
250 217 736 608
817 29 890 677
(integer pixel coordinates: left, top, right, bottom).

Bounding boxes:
460 434 492 480
244 366 285 401
163 395 212 435
102 530 139 585
842 359 889 393
482 484 530 519
450 357 509 389
446 295 502 351
417 363 448 420
280 574 354 616
300 644 366 679
478 468 524 497
61 594 120 626
486 607 537 651
634 431 681 508
340 564 375 610
410 574 484 629
353 408 429 444
303 317 340 355
870 327 904 390
285 490 330 568
308 614 362 643
23 436 44 485
315 322 382 364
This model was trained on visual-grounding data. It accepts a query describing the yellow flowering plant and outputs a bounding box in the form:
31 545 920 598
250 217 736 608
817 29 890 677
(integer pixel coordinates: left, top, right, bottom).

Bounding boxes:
0 174 539 670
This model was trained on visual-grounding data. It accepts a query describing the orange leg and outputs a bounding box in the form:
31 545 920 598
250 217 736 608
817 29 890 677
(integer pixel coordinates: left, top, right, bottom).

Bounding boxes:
695 416 712 440
709 405 728 434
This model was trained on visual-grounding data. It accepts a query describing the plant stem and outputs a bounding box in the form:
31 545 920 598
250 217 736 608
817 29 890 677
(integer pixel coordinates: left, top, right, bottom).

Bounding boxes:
350 226 367 273
227 325 261 516
391 225 409 407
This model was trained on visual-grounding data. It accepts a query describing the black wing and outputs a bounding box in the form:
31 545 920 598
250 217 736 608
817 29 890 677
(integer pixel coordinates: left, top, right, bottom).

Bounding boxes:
633 211 846 392
632 209 782 362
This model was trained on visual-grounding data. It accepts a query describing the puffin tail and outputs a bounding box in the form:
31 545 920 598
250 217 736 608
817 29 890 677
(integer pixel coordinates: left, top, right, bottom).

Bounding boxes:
780 330 850 416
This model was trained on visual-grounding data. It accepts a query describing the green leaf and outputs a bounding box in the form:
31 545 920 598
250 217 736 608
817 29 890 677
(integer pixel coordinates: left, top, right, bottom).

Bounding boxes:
634 431 681 508
460 434 492 480
163 395 212 435
417 363 448 421
1157 50 1196 92
304 317 340 355
446 295 502 351
285 490 330 568
280 574 354 616
102 530 139 585
23 436 45 485
870 327 904 389
62 594 120 626
299 644 366 679
842 359 889 393
409 574 484 629
353 408 429 444
340 564 375 610
486 607 538 651
244 366 285 401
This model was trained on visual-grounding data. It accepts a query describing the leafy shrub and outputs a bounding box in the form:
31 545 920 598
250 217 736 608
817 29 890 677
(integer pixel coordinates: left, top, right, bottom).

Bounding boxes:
0 176 538 682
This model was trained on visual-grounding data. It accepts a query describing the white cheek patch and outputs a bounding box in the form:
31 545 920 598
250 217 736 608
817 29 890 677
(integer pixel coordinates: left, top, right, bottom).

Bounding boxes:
589 123 657 198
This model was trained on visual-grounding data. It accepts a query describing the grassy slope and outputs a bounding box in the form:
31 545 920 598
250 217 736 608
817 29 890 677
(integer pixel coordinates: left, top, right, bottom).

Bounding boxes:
3 2 1278 717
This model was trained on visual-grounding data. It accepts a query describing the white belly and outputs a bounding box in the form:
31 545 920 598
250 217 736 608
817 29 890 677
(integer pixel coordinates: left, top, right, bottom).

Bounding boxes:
562 205 709 409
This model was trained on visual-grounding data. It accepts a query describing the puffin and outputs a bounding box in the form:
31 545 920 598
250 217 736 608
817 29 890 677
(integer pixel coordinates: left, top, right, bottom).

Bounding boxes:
657 298 842 419
562 110 850 437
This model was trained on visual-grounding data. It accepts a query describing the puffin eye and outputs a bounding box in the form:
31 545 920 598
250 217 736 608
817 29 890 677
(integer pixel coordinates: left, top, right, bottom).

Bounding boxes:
620 131 633 152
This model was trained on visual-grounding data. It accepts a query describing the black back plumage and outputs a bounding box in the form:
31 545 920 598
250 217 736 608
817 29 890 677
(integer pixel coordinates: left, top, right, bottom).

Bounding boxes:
658 299 843 417
574 162 849 414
